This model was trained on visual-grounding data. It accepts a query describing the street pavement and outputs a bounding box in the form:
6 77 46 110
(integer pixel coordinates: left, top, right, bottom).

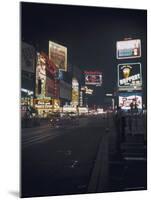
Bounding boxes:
21 114 147 197
21 116 109 197
107 113 147 192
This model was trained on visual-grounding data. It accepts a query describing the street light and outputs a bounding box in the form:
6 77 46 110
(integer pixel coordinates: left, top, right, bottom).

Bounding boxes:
105 93 115 110
134 85 137 103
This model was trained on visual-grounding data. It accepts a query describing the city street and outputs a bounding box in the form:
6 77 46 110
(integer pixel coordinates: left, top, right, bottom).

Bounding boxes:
21 116 108 197
21 114 147 198
21 3 147 198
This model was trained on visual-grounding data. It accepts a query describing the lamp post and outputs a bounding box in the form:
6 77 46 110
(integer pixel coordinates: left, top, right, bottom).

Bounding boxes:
134 85 137 104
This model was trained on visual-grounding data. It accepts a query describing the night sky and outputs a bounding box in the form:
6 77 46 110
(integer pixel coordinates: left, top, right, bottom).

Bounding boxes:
21 2 147 106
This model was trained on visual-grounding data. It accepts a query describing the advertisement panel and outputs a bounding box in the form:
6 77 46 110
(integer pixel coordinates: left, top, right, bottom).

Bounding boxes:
84 71 102 86
49 41 67 71
72 78 79 106
119 92 142 110
34 98 52 108
63 105 77 113
22 42 36 73
35 53 46 98
116 39 141 59
118 63 142 89
36 52 58 98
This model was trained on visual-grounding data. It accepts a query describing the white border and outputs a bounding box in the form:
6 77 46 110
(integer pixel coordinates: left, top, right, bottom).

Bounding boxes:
0 1 150 200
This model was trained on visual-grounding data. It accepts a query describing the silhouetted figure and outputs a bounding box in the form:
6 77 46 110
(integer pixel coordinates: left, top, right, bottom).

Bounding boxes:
134 103 138 132
121 111 126 142
130 102 134 112
134 103 138 113
115 107 125 154
128 110 132 134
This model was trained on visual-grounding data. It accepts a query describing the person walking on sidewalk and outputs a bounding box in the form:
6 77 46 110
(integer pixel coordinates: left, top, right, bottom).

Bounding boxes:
114 106 126 155
128 109 133 135
121 110 126 142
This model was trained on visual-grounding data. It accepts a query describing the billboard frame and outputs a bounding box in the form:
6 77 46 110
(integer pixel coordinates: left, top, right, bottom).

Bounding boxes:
116 39 141 60
118 91 143 110
49 41 67 72
117 62 142 90
84 71 102 86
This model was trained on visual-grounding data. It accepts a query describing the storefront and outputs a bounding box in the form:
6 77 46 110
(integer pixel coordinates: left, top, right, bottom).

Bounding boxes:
34 98 60 117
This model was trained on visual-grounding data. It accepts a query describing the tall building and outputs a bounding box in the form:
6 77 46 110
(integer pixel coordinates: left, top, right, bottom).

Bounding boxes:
71 66 83 106
35 52 60 116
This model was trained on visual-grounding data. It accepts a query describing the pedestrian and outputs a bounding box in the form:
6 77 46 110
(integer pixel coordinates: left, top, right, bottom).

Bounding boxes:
121 110 126 142
114 106 122 155
128 109 132 134
130 102 133 112
134 103 138 132
134 102 138 113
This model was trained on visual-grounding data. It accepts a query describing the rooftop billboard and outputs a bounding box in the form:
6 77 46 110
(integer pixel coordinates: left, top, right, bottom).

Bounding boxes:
49 41 67 71
117 63 142 90
116 39 141 59
119 92 142 110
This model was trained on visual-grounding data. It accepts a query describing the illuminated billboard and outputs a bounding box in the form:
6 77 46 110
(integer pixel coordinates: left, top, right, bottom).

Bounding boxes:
35 53 46 98
118 63 142 89
116 39 141 59
35 53 58 98
49 41 67 71
72 78 79 106
119 92 142 110
84 71 102 86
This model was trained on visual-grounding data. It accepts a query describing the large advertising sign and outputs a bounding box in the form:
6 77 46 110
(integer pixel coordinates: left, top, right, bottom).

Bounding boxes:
36 53 58 98
119 92 142 110
84 71 102 86
116 39 141 59
34 98 53 108
72 78 79 106
118 63 142 89
49 41 67 71
35 53 46 98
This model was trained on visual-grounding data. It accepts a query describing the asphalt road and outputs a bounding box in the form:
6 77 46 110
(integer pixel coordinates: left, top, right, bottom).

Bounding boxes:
21 114 147 198
21 116 109 197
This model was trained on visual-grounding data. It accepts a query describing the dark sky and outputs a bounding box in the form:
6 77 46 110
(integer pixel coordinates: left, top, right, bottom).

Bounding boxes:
21 2 147 106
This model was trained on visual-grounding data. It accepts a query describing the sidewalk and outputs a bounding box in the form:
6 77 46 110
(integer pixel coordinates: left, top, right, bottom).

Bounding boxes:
107 114 147 192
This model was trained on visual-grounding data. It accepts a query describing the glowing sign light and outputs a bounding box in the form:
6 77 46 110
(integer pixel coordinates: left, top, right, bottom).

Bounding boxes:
116 39 141 59
72 78 79 106
49 41 67 71
119 92 142 110
117 63 142 89
84 71 102 86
